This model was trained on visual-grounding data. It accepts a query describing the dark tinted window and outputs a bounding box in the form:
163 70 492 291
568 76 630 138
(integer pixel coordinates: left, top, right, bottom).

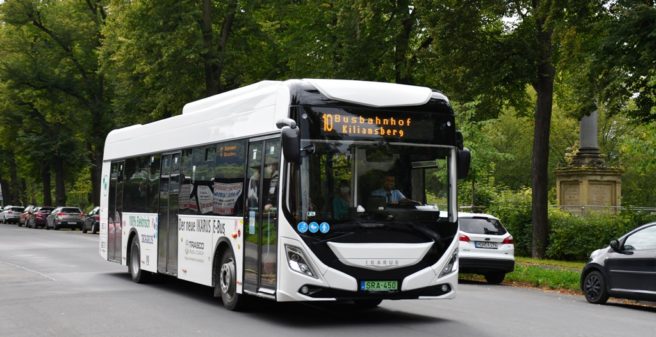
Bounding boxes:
124 156 151 213
39 207 54 213
62 207 82 213
123 158 137 212
175 141 247 216
192 146 215 215
149 155 160 213
459 217 507 235
109 162 121 225
179 149 195 214
214 140 246 216
10 207 24 212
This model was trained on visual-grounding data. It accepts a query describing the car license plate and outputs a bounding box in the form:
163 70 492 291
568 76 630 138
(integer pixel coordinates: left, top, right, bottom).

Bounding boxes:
360 280 398 292
475 241 498 249
68 221 77 225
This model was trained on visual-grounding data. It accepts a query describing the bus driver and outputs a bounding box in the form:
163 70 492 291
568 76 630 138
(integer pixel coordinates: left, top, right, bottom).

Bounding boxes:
371 175 408 205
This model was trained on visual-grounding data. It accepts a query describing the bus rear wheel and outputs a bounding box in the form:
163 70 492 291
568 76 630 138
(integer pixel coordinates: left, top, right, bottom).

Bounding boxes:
129 237 151 283
217 249 245 311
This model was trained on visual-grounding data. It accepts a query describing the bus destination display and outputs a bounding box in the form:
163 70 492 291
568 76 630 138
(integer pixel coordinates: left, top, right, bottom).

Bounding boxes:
312 108 443 142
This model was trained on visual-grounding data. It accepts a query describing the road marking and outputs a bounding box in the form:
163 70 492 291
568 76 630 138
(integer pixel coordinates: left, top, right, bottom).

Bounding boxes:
0 260 56 281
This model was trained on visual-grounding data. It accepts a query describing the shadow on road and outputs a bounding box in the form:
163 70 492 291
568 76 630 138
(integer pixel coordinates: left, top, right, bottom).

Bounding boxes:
244 301 449 327
105 271 459 328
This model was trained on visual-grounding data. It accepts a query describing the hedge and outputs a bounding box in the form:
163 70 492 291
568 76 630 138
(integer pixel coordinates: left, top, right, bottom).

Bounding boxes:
484 189 656 261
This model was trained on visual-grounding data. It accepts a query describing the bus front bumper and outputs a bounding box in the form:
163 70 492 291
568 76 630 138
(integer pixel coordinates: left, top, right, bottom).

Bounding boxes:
275 237 459 302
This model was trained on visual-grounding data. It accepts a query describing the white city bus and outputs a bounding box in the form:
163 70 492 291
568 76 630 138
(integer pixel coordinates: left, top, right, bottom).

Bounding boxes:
100 79 470 310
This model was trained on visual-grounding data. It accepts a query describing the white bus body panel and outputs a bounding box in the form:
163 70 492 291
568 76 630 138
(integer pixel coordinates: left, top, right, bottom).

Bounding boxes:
103 83 291 161
275 209 459 301
176 215 243 289
99 161 111 260
103 79 437 161
306 79 436 107
121 213 158 273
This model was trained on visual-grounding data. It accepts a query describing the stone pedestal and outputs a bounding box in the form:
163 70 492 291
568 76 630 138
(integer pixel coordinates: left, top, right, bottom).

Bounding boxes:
556 167 622 215
556 110 622 215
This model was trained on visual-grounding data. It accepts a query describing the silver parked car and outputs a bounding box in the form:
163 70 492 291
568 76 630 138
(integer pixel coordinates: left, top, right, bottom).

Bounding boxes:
1 205 25 224
46 207 84 230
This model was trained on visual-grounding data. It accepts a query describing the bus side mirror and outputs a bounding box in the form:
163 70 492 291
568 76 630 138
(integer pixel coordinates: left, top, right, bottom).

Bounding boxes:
282 127 300 163
457 148 471 180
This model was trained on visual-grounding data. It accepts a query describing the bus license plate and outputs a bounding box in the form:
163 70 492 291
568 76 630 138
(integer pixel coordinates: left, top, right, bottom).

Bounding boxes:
361 280 398 292
475 241 498 249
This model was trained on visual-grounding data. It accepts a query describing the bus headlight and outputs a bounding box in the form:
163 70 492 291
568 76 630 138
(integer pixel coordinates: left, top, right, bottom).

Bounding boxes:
438 251 458 278
285 245 317 278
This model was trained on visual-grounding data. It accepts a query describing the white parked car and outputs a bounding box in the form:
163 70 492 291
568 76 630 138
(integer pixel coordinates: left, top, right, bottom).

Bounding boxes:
458 212 515 284
0 205 25 224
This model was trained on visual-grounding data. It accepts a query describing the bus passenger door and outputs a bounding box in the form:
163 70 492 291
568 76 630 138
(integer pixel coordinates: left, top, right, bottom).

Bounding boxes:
244 139 281 295
108 161 124 263
158 152 181 275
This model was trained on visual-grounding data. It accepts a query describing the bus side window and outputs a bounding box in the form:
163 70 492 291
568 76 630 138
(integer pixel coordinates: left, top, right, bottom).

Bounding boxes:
149 155 160 213
214 140 246 216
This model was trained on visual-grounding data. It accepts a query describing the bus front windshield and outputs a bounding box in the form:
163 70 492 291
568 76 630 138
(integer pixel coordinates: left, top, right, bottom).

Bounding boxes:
290 140 452 224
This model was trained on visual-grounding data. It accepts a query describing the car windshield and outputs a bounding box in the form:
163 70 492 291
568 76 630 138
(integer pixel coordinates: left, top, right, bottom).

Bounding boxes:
39 207 54 212
10 207 24 212
61 208 81 213
289 140 451 223
459 217 507 235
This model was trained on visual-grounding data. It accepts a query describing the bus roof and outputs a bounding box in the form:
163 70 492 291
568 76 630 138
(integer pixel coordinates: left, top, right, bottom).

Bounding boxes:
103 79 449 161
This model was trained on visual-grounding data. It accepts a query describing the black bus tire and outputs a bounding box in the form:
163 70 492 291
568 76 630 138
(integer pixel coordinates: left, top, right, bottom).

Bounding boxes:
129 238 150 283
217 249 245 311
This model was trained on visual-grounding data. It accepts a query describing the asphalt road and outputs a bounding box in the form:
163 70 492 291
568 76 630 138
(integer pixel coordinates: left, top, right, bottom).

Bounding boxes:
0 224 654 337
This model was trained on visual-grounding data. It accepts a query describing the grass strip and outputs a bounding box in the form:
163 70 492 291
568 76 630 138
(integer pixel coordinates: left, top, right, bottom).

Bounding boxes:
504 263 581 292
460 257 585 293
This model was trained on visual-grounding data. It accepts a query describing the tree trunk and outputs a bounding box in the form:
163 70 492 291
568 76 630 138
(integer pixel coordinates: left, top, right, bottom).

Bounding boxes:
215 0 237 93
42 165 52 206
21 179 29 204
200 0 219 96
530 3 555 259
8 152 20 204
0 177 6 206
89 71 105 206
54 157 66 205
394 0 414 84
90 152 102 206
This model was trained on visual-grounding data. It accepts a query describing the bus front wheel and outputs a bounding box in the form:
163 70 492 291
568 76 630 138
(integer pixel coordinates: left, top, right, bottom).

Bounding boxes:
217 249 245 311
129 238 151 283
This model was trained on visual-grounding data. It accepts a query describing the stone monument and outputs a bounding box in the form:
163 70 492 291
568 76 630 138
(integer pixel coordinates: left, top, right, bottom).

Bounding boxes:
555 111 622 215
